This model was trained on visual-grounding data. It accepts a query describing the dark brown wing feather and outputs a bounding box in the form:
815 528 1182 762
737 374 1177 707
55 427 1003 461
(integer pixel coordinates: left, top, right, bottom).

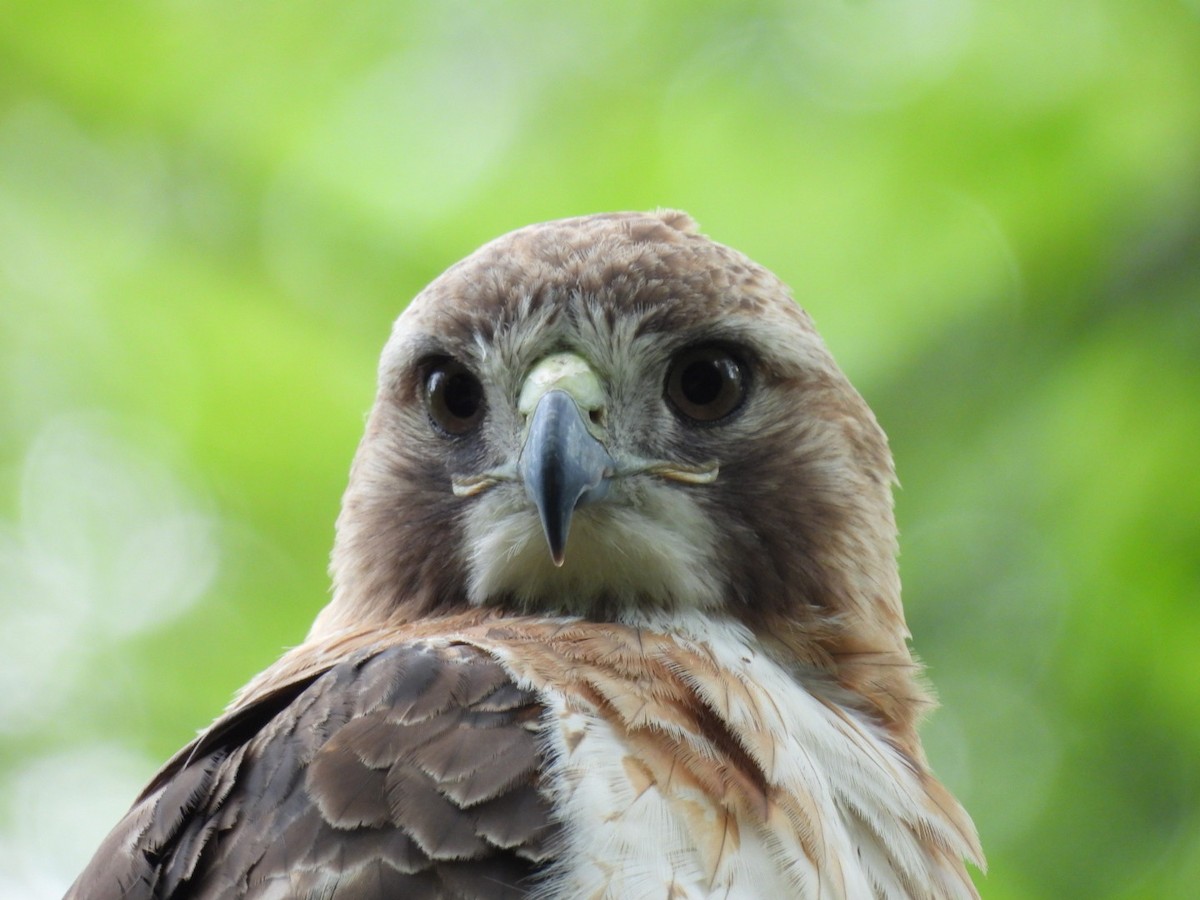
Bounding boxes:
66 640 559 899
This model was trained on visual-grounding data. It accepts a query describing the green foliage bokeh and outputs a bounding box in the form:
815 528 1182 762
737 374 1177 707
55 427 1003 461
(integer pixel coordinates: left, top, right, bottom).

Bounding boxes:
1 2 1198 896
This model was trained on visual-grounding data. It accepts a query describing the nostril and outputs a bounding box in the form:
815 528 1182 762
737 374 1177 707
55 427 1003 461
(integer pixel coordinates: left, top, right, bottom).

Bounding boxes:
589 408 605 427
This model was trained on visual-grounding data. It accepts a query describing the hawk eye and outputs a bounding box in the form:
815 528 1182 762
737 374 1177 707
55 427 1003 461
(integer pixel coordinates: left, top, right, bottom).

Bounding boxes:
665 345 748 423
424 359 485 435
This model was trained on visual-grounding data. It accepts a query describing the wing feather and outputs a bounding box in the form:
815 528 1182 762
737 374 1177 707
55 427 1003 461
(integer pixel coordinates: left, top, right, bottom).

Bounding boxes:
67 640 558 899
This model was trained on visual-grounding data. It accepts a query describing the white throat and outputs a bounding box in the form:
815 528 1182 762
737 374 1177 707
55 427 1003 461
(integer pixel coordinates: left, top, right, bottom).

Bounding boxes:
461 479 725 614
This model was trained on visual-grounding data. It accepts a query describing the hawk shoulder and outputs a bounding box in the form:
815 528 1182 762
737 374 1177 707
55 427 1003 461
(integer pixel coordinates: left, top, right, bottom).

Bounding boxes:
67 639 558 899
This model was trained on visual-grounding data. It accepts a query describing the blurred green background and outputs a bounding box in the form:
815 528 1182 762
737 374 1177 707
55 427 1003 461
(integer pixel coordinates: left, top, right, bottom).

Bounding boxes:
2 1 1198 896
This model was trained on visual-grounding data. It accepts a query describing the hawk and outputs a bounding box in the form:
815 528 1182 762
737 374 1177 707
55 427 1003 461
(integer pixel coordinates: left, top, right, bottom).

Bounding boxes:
69 210 983 898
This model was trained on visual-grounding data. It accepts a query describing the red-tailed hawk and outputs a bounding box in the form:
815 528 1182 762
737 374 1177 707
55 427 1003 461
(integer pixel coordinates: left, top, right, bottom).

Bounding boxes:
69 210 983 898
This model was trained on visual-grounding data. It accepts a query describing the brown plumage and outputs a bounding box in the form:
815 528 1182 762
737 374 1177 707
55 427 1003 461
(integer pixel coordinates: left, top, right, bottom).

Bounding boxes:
69 210 982 899
73 634 555 897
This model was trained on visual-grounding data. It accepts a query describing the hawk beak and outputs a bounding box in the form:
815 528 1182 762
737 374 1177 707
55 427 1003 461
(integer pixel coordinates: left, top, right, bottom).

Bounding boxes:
518 355 616 567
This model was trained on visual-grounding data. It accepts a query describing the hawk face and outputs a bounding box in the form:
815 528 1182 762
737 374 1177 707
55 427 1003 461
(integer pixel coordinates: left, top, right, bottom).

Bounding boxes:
324 210 911 736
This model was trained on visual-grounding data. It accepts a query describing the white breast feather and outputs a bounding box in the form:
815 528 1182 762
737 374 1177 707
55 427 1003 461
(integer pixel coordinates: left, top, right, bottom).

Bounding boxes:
490 614 973 900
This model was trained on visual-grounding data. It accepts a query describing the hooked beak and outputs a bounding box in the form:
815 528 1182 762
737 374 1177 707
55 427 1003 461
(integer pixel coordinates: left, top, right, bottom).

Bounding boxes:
514 353 615 566
518 387 616 567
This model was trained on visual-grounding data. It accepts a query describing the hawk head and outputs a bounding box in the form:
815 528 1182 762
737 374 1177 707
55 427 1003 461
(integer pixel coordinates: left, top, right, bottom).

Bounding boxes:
319 210 921 748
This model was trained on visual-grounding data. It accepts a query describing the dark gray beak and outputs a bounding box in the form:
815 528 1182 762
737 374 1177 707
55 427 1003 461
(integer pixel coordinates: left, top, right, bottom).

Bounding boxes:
518 389 616 566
